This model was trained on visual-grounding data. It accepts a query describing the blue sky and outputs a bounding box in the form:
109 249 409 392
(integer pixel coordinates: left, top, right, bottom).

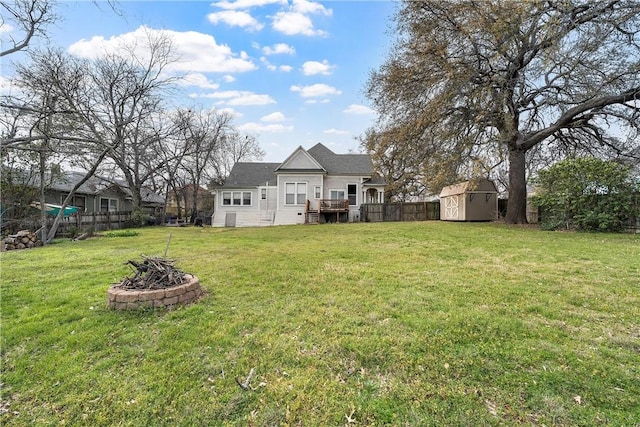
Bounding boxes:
2 0 397 162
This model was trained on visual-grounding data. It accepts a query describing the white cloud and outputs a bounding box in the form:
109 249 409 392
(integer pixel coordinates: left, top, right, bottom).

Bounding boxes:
290 83 341 98
302 60 333 76
0 23 15 34
262 43 295 55
261 112 286 122
223 75 236 83
196 90 276 106
207 10 264 31
238 122 293 133
272 11 326 36
261 56 292 72
304 98 330 104
212 0 287 10
217 107 243 118
67 25 256 74
323 128 350 135
271 1 332 37
179 73 220 90
292 0 331 15
343 104 375 115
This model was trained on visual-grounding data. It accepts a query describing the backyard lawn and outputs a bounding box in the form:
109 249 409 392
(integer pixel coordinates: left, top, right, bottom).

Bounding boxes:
1 222 639 426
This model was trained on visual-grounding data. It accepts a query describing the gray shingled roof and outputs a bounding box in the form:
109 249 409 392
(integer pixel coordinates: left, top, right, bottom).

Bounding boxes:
307 143 373 175
35 171 164 204
222 162 279 188
221 144 386 188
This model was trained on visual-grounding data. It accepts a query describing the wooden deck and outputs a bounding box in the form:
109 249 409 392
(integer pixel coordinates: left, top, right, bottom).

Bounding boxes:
318 199 349 212
305 199 350 224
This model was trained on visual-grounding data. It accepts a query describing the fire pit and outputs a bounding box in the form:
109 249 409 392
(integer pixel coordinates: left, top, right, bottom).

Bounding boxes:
107 256 202 310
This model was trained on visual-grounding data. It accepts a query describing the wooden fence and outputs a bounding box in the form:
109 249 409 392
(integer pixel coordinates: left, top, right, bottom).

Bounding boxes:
48 211 133 236
360 202 440 222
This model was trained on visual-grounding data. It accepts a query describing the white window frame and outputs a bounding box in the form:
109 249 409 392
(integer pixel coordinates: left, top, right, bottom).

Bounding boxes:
100 197 118 212
222 192 232 206
222 191 252 206
285 182 307 205
330 189 345 200
314 185 321 199
347 184 357 206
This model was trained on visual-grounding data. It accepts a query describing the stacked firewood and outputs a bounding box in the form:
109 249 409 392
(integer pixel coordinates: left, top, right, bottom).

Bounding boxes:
2 230 42 251
118 256 187 290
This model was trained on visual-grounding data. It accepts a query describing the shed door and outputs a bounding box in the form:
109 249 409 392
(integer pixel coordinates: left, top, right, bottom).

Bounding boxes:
225 212 236 227
445 196 458 219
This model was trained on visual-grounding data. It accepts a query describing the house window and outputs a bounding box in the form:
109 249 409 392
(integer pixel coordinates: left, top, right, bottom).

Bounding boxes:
261 188 267 200
348 184 357 205
314 186 321 199
330 190 345 200
285 182 307 205
63 195 86 212
100 198 118 212
222 191 251 206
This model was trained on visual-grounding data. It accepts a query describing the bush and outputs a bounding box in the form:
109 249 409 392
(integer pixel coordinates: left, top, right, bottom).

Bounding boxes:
532 157 638 232
128 208 150 228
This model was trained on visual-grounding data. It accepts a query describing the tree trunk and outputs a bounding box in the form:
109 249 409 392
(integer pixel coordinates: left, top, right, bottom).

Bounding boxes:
39 150 48 244
505 147 529 224
190 186 198 224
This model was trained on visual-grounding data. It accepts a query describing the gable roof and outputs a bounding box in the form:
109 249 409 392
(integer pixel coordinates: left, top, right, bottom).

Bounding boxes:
439 178 497 198
220 144 385 188
222 162 279 188
276 146 325 172
307 143 373 175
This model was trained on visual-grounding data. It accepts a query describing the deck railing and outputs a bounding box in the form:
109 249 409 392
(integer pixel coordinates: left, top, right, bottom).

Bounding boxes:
318 199 350 212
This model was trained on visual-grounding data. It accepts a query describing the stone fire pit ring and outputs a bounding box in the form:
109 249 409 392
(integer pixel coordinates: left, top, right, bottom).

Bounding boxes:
107 274 202 310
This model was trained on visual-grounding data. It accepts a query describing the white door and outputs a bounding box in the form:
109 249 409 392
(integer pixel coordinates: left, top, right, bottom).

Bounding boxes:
445 196 458 219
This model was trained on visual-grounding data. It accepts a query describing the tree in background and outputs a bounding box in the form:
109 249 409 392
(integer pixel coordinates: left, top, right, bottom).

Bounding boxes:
0 0 56 57
532 157 638 232
5 28 175 241
364 0 640 221
165 107 264 221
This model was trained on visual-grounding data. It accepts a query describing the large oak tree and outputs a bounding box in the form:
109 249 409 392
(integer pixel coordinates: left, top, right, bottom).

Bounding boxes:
364 0 640 223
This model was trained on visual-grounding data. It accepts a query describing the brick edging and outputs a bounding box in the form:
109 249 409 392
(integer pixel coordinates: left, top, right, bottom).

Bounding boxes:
107 274 202 310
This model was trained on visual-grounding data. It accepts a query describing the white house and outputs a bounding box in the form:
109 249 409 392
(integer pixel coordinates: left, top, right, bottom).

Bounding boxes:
212 143 386 227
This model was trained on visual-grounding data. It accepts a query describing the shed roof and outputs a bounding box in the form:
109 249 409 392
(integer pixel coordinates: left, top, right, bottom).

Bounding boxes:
439 178 497 198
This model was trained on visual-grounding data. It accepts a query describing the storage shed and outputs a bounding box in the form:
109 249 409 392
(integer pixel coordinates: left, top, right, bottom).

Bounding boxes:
439 178 498 221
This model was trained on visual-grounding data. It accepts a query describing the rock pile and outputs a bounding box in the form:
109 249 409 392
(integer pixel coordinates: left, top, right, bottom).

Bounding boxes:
2 230 42 251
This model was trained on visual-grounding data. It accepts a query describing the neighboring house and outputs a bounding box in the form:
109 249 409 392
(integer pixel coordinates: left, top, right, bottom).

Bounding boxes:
212 143 387 227
439 178 498 221
165 184 214 218
41 171 164 214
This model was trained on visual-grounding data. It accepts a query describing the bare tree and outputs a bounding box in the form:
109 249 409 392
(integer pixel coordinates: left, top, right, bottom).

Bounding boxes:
162 108 264 221
365 0 640 223
0 0 56 57
216 131 264 184
8 29 175 241
93 31 176 214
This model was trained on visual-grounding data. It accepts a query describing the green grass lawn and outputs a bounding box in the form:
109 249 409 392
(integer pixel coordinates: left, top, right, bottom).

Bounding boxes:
1 222 639 426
